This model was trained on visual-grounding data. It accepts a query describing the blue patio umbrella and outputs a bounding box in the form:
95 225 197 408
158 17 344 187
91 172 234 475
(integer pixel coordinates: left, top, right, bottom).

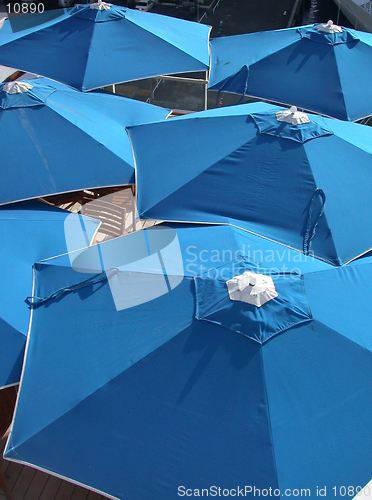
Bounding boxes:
0 78 169 205
208 22 372 121
0 200 100 389
128 101 372 266
0 3 210 91
4 223 372 499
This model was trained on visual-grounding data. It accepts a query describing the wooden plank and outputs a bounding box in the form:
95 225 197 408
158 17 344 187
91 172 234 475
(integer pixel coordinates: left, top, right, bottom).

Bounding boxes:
1 459 11 477
23 470 49 500
0 458 8 477
70 485 88 500
2 462 23 492
11 465 36 499
39 475 62 500
54 480 75 500
0 467 13 500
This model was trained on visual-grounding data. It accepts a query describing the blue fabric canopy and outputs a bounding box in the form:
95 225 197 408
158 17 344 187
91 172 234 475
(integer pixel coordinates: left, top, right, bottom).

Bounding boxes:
0 200 100 389
0 78 169 204
4 223 372 498
128 101 372 266
0 3 210 91
209 24 372 121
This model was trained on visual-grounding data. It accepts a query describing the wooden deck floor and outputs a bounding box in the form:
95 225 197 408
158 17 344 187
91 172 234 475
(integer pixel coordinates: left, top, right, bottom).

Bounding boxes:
0 436 111 500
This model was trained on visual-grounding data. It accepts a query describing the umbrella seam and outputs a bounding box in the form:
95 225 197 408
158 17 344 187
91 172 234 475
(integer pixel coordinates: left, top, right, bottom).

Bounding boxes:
6 277 194 452
259 347 281 491
310 318 372 358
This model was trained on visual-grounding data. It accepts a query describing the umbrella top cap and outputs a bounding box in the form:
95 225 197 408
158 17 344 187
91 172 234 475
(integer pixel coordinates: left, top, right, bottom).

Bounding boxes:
90 0 111 9
317 20 343 33
276 106 310 125
71 3 127 22
2 81 33 95
251 109 333 144
0 80 54 110
298 23 359 45
226 271 278 308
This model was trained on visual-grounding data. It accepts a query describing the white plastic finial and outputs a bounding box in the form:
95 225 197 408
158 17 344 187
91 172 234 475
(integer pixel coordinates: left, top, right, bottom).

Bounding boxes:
276 106 310 125
90 0 111 9
226 271 278 308
2 82 33 94
0 17 5 30
317 20 343 33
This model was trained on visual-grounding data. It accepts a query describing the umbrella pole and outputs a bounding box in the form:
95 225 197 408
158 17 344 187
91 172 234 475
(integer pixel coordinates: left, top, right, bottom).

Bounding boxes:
205 70 208 110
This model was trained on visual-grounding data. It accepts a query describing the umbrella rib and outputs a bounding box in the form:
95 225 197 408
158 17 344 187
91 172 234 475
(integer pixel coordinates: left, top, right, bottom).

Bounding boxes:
258 347 281 490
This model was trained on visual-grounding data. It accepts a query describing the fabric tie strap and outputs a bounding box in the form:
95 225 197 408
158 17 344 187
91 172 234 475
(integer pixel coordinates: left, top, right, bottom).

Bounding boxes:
25 268 119 308
303 188 326 256
216 65 249 106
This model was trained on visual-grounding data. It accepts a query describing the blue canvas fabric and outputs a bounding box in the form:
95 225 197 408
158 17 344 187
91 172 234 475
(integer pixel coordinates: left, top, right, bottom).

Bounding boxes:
0 79 169 204
209 24 372 121
0 200 100 389
0 4 210 91
129 102 372 266
195 265 312 345
4 224 372 498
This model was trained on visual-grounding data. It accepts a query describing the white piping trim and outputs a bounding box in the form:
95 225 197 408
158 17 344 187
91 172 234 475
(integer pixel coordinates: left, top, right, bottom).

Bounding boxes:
208 90 346 121
342 247 372 266
133 216 345 267
0 184 133 207
88 218 102 245
127 130 139 216
354 113 372 123
4 266 36 456
0 264 37 392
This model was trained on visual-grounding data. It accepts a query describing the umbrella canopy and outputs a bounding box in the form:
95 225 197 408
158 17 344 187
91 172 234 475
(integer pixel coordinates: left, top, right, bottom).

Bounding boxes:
208 22 372 121
0 200 100 389
128 101 372 266
0 78 169 205
4 223 372 498
0 2 210 92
